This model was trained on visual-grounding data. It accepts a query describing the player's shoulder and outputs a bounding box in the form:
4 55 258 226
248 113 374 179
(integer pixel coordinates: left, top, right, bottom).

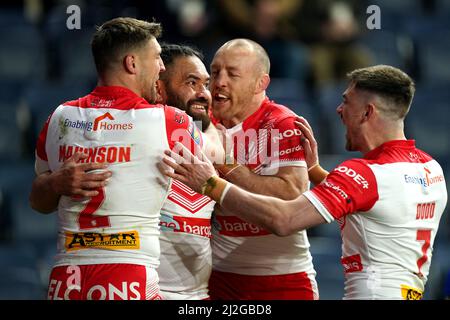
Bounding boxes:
262 100 298 128
331 158 376 181
61 91 93 108
334 158 372 172
162 104 191 126
328 158 377 191
415 147 434 163
265 100 297 118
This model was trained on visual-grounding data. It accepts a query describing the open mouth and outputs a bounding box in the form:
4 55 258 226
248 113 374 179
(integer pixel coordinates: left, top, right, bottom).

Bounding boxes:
190 104 207 114
214 93 230 104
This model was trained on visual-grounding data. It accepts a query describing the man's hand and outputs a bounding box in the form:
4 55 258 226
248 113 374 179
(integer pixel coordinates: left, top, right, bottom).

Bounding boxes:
30 152 112 213
162 142 216 194
295 117 328 185
295 117 319 170
51 152 112 198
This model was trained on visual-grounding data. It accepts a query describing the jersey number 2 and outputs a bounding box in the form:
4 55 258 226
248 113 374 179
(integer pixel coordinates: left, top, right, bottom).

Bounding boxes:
78 187 110 229
416 229 431 277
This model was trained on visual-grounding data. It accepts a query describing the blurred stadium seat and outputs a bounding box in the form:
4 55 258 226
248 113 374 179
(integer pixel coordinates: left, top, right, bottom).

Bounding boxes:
267 78 308 101
316 82 350 154
0 243 46 299
43 4 112 81
423 239 450 299
359 31 409 69
58 29 98 80
0 21 46 82
0 103 23 161
309 236 345 299
406 83 450 160
22 79 94 150
0 160 57 242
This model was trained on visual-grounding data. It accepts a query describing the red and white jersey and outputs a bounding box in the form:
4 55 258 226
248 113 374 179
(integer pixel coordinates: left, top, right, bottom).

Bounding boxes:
212 97 315 275
304 140 448 299
35 86 199 269
158 174 215 300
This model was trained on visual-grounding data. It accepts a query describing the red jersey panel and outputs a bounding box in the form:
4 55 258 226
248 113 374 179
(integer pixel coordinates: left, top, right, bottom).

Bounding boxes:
34 86 197 269
212 97 314 276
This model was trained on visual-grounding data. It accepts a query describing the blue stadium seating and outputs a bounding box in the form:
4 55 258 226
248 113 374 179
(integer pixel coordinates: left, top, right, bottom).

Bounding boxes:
0 23 46 82
0 243 45 299
406 85 450 160
22 80 94 147
0 160 57 242
309 237 345 299
0 103 23 161
359 30 408 69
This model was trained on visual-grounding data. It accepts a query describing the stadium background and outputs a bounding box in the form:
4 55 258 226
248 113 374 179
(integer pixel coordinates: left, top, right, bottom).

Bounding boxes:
0 0 448 300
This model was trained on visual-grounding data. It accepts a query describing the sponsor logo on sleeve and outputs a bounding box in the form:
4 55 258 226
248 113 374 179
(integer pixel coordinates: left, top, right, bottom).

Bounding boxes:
273 145 303 157
272 128 302 142
334 165 369 189
323 181 350 202
174 110 185 124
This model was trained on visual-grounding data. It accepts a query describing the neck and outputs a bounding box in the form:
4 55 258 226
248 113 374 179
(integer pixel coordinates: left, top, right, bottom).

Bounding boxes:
98 72 141 97
362 120 406 155
223 93 265 128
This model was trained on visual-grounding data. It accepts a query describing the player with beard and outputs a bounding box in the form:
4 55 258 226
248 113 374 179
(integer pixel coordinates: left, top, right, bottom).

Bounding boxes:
163 65 447 300
155 44 219 300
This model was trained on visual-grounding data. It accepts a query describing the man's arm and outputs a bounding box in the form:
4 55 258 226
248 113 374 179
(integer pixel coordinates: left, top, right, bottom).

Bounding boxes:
219 183 326 236
30 153 111 213
162 142 326 235
213 117 308 200
216 164 307 200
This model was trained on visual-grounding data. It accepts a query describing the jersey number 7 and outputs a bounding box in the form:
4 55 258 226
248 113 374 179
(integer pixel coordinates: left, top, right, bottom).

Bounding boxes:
416 229 431 277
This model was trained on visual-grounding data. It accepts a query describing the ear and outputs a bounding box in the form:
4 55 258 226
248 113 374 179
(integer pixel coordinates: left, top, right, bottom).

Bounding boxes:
155 80 166 104
362 103 375 123
255 74 270 94
123 54 137 74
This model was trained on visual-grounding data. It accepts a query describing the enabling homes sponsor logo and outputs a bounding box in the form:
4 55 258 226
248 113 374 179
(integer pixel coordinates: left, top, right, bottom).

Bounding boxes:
63 112 133 132
404 167 445 188
65 231 140 251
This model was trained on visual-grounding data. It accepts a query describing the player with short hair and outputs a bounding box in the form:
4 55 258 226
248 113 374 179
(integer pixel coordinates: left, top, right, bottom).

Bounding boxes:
164 65 448 300
205 39 319 300
155 43 217 300
29 17 201 300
